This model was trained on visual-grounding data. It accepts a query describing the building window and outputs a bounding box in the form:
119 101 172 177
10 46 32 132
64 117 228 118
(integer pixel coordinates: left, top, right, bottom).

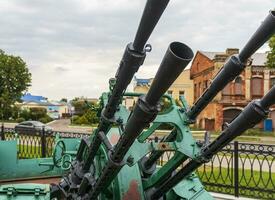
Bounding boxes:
179 90 185 97
198 82 202 97
222 84 231 95
167 90 173 95
234 76 243 95
270 78 275 89
251 77 263 98
203 80 208 91
194 84 197 100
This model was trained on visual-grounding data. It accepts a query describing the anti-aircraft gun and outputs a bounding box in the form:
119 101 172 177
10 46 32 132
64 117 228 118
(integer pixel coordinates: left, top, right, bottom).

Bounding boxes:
47 2 275 198
0 0 274 199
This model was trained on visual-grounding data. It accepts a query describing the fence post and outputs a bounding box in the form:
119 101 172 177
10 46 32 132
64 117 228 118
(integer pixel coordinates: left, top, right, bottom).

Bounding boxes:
41 126 46 157
234 141 239 197
1 123 4 140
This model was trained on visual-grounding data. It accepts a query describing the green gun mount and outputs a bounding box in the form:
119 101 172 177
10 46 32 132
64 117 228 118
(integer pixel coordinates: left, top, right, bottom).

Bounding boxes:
0 0 275 199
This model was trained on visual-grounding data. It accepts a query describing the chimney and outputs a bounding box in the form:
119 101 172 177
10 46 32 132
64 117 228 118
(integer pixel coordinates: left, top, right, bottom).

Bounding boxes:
226 48 239 56
213 54 228 62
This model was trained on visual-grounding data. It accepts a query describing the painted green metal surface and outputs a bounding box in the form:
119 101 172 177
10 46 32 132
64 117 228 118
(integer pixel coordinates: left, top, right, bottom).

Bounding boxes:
0 184 50 200
0 138 79 181
0 92 214 200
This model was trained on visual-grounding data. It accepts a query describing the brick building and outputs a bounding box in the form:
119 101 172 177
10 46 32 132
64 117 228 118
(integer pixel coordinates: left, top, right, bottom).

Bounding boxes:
190 48 275 131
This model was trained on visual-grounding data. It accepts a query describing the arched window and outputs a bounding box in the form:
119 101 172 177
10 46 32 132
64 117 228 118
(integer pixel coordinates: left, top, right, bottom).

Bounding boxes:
251 77 263 98
234 76 243 95
222 83 231 100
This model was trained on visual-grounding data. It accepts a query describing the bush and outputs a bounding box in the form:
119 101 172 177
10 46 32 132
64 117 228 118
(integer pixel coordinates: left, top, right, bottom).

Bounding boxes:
243 128 275 136
29 107 47 120
84 110 99 124
71 115 80 123
16 117 25 123
19 109 31 120
39 115 53 124
74 115 89 125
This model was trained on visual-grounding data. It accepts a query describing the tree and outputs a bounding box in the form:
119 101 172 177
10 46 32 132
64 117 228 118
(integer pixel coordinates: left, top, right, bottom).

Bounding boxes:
0 50 31 119
266 35 275 69
60 98 68 103
71 100 88 115
29 107 47 120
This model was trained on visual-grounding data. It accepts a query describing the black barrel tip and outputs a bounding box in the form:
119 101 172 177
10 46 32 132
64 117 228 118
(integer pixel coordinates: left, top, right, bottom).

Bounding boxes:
270 10 275 18
169 41 194 61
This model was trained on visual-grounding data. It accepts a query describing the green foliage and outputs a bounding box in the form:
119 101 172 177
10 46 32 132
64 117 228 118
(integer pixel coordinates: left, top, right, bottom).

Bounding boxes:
243 128 274 136
266 35 275 69
16 117 25 123
60 98 68 103
84 109 99 124
19 109 31 120
11 105 20 120
72 100 88 115
39 115 53 124
159 97 172 113
71 99 99 125
0 50 31 120
29 107 47 120
74 115 89 125
18 108 53 123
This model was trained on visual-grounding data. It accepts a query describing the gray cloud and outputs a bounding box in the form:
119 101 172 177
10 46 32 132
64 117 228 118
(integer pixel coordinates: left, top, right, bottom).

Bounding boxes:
0 0 273 100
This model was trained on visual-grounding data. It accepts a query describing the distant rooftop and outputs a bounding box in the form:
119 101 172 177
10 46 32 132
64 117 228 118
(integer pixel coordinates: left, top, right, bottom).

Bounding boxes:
199 51 267 66
134 77 152 86
21 93 47 103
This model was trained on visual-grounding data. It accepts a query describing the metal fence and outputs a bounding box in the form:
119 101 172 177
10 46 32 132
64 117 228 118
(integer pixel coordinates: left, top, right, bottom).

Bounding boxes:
1 125 274 199
159 141 275 199
0 125 90 158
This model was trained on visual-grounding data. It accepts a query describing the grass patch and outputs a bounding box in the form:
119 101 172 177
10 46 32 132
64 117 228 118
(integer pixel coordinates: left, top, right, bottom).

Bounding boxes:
197 166 275 199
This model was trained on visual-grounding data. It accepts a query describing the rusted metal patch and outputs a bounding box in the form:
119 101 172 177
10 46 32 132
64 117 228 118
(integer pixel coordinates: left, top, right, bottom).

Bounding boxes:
110 134 120 145
122 180 141 200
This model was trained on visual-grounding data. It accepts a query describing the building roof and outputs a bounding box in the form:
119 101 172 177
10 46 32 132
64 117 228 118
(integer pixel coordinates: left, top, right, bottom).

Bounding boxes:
199 51 267 66
200 51 221 60
134 77 151 86
21 93 47 103
21 101 55 106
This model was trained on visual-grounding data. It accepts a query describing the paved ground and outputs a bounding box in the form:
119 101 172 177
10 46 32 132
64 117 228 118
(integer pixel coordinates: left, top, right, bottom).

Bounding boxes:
48 119 93 133
3 119 94 134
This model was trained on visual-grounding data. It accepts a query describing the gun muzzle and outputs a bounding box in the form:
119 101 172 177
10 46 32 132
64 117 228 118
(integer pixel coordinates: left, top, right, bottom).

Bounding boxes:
146 42 194 106
151 86 275 200
103 0 170 119
133 0 170 52
81 0 171 173
187 11 275 121
112 41 193 162
239 10 275 62
88 42 193 199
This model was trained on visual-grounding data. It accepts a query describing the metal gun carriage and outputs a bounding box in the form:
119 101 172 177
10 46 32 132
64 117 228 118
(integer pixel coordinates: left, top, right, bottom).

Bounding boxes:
0 0 274 199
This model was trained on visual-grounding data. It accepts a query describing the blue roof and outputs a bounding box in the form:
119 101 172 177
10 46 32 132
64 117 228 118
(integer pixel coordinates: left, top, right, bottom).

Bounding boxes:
21 93 47 103
135 78 150 85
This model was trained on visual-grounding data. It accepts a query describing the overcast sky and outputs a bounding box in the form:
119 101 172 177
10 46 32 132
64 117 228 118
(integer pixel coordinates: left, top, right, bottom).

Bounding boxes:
0 0 273 100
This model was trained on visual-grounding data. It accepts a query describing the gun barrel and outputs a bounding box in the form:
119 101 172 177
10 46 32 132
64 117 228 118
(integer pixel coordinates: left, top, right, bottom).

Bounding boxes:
260 86 275 110
145 42 194 106
239 10 275 62
81 0 171 173
187 11 275 121
88 42 193 199
103 0 170 119
133 0 170 52
151 86 275 199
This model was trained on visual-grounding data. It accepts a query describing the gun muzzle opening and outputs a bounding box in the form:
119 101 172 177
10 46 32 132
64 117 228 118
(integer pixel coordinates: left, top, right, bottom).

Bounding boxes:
270 10 275 18
169 41 194 62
